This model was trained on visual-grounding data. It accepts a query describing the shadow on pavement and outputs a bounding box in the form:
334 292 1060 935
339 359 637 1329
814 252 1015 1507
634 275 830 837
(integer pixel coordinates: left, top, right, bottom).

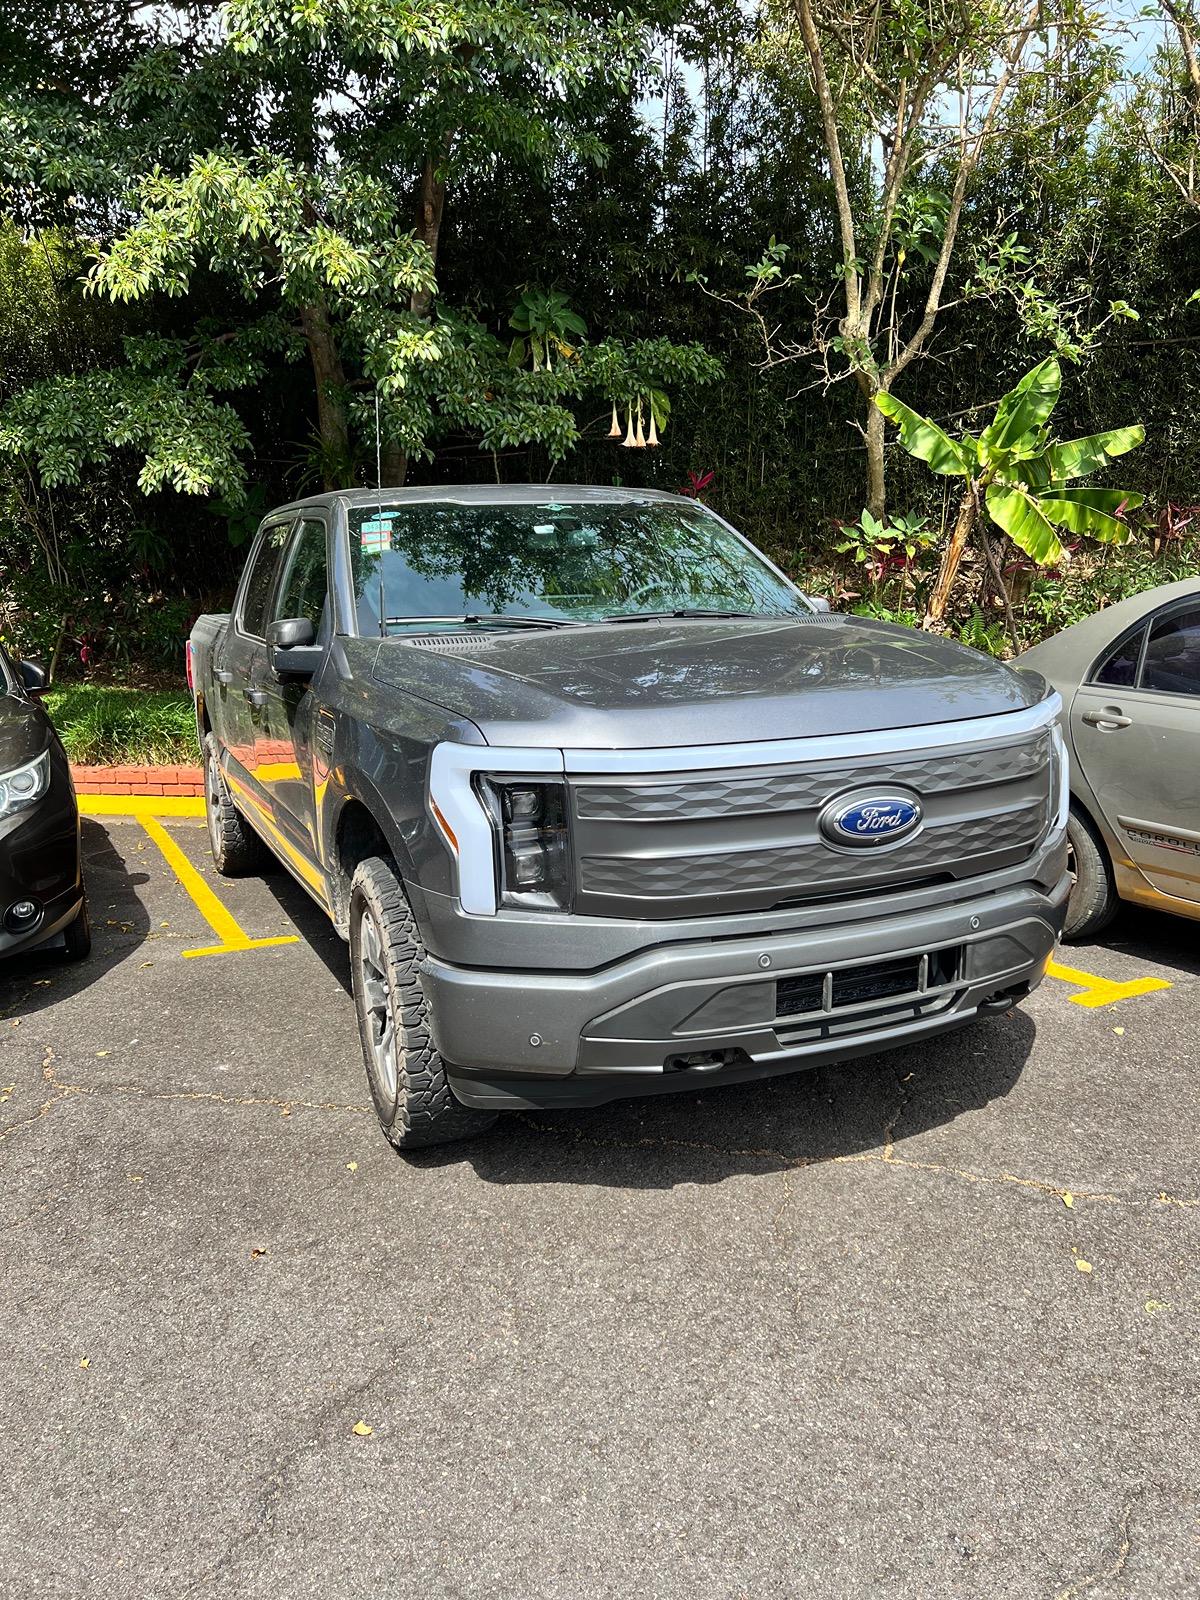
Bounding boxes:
255 864 351 995
414 1008 1037 1190
0 819 153 1019
1095 903 1200 979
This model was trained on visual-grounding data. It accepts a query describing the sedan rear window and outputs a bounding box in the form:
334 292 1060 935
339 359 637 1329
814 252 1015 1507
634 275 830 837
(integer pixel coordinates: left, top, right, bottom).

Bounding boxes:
1091 627 1144 688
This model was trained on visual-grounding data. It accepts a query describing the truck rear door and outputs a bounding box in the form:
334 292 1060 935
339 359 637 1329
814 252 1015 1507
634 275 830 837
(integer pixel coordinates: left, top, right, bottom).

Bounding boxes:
217 517 293 817
254 514 331 897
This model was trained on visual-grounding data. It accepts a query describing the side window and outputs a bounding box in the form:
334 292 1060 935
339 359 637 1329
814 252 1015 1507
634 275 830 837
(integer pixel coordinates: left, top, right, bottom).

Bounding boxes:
272 519 329 633
239 522 291 638
1091 627 1144 688
1140 607 1200 698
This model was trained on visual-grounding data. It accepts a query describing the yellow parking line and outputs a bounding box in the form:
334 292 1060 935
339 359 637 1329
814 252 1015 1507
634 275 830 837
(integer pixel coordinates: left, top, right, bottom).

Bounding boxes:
138 815 299 960
1046 959 1172 1009
80 794 205 818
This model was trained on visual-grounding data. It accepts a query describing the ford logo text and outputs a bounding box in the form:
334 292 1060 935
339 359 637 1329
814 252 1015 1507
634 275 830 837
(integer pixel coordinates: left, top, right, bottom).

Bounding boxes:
819 793 923 850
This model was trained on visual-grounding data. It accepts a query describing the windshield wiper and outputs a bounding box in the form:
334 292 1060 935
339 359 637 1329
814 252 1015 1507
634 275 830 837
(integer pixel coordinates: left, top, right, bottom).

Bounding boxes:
600 608 769 624
382 613 585 631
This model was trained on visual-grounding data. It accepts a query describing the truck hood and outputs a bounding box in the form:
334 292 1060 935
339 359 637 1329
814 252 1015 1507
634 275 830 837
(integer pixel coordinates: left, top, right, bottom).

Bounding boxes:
370 614 1045 750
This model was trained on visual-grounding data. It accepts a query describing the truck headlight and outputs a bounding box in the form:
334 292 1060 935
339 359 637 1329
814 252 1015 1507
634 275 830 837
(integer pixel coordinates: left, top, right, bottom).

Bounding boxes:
478 778 572 911
1050 722 1069 834
0 751 50 818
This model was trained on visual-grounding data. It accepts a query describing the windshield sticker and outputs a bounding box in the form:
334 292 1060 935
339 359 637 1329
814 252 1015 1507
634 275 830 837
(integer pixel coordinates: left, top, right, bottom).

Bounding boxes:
359 517 394 553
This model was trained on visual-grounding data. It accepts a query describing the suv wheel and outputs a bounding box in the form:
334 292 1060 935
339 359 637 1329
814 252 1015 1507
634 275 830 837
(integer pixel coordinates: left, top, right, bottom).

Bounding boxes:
349 854 497 1151
203 732 265 876
1064 807 1118 941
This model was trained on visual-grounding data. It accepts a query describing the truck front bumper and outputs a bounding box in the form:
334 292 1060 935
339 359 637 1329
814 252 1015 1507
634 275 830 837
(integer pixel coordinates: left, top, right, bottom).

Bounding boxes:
424 871 1072 1112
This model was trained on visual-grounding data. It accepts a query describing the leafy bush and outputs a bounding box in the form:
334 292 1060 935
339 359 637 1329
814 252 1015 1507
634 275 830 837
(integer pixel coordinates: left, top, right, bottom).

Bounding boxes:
44 686 198 765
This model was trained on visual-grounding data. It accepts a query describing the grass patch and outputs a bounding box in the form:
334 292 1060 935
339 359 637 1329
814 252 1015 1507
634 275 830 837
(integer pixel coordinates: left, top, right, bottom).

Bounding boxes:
44 685 199 766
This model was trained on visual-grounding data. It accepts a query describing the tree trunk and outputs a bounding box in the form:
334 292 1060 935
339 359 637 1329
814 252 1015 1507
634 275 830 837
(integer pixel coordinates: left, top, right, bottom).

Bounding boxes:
299 299 351 489
412 153 448 319
925 483 977 628
864 390 887 522
380 147 452 488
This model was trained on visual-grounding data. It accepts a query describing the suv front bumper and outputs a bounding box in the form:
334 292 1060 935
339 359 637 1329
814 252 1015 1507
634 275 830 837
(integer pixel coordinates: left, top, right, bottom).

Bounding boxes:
424 871 1072 1112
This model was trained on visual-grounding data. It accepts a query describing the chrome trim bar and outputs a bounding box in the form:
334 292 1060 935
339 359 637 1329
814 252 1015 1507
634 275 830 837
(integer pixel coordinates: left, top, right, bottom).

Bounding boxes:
562 694 1062 774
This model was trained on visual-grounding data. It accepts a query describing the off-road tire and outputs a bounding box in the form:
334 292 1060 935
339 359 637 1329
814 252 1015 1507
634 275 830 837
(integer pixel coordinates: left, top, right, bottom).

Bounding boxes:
61 895 91 961
1064 806 1118 941
203 732 265 876
349 854 498 1151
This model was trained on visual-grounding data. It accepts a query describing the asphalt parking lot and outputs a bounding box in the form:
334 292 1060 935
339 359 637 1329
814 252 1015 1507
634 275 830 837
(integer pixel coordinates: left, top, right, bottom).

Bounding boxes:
2 813 1197 1599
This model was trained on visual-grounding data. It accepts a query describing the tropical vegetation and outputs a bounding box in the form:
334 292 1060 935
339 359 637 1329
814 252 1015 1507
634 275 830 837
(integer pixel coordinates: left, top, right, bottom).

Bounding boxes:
2 0 1200 678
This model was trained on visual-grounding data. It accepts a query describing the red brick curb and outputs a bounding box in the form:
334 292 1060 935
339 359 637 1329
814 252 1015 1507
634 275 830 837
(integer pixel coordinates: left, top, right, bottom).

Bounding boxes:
71 763 205 797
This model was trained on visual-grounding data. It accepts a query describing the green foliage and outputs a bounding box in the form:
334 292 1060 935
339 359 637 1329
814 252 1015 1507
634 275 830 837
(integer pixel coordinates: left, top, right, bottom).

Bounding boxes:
955 608 1009 659
43 686 198 765
877 357 1145 568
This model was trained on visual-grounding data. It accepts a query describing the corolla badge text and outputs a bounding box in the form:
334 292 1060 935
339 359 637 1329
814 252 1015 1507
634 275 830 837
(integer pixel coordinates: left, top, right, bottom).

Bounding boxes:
819 792 923 849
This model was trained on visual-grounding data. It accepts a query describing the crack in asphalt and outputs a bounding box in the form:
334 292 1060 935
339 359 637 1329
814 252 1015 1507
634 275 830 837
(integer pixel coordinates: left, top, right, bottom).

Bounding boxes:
3 1051 1197 1217
0 1046 372 1136
881 1061 919 1160
1053 1494 1140 1600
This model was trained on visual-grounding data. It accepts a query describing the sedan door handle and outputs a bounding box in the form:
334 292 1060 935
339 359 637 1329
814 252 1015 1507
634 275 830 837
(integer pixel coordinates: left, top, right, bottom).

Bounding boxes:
1081 708 1131 730
244 689 267 707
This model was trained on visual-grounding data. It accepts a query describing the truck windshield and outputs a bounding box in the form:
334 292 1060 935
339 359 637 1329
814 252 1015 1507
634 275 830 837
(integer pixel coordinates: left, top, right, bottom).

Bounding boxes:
346 500 810 632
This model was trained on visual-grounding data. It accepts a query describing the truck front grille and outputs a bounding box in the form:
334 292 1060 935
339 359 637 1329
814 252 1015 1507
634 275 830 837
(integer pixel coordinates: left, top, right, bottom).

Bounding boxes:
567 728 1052 919
777 947 961 1018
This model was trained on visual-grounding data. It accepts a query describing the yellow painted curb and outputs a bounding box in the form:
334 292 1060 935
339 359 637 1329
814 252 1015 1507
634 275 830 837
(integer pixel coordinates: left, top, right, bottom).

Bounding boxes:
78 794 205 818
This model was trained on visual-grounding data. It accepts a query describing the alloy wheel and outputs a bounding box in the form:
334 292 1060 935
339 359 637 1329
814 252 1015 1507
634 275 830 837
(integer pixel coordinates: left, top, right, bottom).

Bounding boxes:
357 906 399 1109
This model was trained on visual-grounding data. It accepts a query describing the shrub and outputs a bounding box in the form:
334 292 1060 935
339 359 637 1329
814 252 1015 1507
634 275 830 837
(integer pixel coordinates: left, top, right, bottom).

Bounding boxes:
43 686 199 765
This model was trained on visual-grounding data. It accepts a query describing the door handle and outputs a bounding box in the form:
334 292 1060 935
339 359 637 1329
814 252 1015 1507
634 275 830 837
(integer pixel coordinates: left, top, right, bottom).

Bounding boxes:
244 689 267 707
214 669 233 686
1081 708 1131 730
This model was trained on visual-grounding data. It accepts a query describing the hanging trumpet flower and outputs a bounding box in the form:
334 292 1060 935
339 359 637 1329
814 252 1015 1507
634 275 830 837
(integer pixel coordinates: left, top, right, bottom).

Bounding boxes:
634 396 646 448
647 405 659 448
621 404 637 447
608 401 621 438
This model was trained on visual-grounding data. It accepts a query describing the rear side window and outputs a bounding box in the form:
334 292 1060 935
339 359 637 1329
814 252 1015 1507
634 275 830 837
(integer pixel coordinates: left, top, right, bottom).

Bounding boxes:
272 519 329 633
1141 607 1200 697
239 521 291 637
1091 627 1144 688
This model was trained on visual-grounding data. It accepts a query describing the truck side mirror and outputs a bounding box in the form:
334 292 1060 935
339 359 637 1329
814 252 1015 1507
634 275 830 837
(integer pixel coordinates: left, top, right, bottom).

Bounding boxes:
18 659 48 695
267 618 322 681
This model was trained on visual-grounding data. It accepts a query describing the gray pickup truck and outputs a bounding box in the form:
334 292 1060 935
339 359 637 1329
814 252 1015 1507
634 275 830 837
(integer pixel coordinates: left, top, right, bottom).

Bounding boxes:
189 485 1071 1149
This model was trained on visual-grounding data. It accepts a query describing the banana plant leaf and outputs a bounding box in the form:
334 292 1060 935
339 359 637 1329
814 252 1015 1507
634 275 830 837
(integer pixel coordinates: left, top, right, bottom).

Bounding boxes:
985 483 1065 566
979 357 1061 455
875 392 972 476
1036 493 1135 544
1044 425 1145 480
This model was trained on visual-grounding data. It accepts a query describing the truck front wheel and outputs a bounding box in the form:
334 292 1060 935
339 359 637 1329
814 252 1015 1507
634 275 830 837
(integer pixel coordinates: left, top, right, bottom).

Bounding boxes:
349 855 498 1151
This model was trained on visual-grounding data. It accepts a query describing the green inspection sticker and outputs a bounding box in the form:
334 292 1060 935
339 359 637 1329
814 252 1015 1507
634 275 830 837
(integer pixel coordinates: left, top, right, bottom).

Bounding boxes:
359 515 394 553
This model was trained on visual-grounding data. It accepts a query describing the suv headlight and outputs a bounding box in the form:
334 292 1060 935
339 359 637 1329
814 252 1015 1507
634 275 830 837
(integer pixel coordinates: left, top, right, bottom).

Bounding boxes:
0 750 50 818
477 777 572 911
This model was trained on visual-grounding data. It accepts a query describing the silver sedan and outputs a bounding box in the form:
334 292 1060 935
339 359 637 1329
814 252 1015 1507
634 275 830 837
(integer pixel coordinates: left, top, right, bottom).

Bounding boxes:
1017 576 1200 938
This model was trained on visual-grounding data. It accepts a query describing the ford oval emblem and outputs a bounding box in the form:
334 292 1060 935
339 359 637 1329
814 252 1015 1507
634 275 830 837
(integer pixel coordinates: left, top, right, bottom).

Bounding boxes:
819 792 924 850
